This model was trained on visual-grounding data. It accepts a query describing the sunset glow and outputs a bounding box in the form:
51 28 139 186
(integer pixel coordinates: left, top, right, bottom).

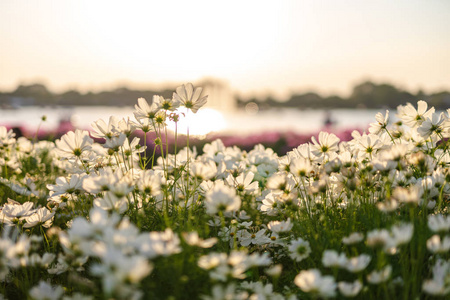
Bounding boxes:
167 108 226 137
1 0 449 98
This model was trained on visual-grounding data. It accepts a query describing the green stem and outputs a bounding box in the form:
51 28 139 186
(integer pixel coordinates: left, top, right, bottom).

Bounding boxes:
383 127 396 144
173 121 178 203
143 130 147 163
186 110 191 201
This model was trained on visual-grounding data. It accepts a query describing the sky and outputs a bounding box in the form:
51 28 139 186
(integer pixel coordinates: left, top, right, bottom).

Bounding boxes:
0 0 449 100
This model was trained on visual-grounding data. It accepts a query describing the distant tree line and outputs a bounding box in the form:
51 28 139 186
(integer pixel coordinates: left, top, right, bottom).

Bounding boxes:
238 81 450 110
0 81 449 110
0 84 173 108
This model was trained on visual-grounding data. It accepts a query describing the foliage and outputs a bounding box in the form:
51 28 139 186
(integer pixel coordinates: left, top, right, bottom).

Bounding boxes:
0 86 449 299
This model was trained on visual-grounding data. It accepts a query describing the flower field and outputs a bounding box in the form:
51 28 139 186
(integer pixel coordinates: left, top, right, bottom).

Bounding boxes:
0 83 449 299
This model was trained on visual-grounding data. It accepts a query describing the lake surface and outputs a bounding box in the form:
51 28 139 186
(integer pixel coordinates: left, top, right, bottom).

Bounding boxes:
0 106 386 136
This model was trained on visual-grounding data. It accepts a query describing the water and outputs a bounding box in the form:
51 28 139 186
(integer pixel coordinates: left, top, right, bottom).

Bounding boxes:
0 106 384 136
223 108 382 134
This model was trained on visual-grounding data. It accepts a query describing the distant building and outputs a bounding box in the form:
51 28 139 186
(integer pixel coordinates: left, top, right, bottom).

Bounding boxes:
199 79 236 112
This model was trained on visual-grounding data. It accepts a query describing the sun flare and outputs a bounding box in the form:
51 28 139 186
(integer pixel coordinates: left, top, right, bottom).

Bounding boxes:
167 108 226 137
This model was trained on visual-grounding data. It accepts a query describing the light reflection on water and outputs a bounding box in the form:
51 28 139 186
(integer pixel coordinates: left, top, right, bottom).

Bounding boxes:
166 108 227 136
0 106 384 135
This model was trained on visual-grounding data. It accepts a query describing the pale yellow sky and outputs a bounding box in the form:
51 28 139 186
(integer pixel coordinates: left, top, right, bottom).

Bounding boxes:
0 0 449 99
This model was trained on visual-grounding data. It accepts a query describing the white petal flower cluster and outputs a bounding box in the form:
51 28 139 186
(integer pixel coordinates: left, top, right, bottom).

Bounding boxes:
367 265 392 284
422 259 450 296
182 231 217 248
55 129 93 159
428 214 450 233
288 238 311 262
366 223 414 252
294 269 337 298
29 280 63 300
173 83 208 114
0 200 55 228
198 251 271 282
337 280 363 298
57 208 183 298
204 182 241 215
0 91 449 299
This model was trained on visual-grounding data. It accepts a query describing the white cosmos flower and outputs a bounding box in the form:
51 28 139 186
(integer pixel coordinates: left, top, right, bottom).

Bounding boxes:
0 126 15 145
199 251 270 282
256 163 278 179
198 252 228 270
182 231 217 248
240 281 277 299
120 136 146 159
131 117 154 133
369 110 389 135
259 192 282 216
289 143 316 162
342 232 364 245
134 97 160 121
17 136 33 152
244 252 272 268
55 129 93 158
62 293 93 300
426 235 450 254
2 201 35 218
338 280 363 297
153 94 180 111
266 172 296 195
116 117 136 137
391 185 421 204
153 110 167 127
94 192 128 214
417 112 446 139
265 264 283 277
29 252 56 268
202 139 230 159
38 253 56 268
204 182 241 215
202 283 246 300
322 250 348 268
345 254 371 273
90 249 152 296
136 169 163 197
380 143 411 162
103 133 126 150
147 228 182 257
267 218 293 233
391 223 414 246
288 238 311 262
237 229 270 247
23 207 55 228
398 100 434 128
290 156 313 177
422 259 450 296
29 281 64 300
91 116 120 139
226 171 259 194
82 169 115 194
173 83 208 113
366 229 393 249
367 265 392 284
190 160 217 180
428 214 450 233
356 133 383 157
294 269 337 298
311 131 340 158
47 174 86 196
67 208 121 241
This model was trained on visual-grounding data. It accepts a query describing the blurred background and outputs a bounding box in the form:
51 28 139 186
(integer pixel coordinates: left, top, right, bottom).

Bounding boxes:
1 0 449 153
